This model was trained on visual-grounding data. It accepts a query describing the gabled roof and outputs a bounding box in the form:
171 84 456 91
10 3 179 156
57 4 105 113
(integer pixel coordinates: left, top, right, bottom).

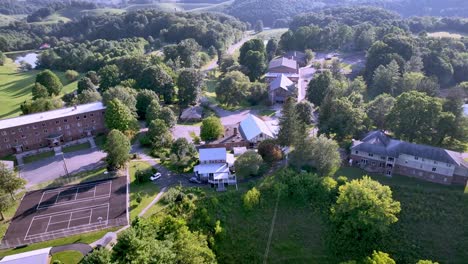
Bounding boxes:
0 247 51 264
239 114 276 141
352 130 465 165
194 163 230 180
199 148 227 162
0 102 105 130
268 57 298 71
269 74 294 92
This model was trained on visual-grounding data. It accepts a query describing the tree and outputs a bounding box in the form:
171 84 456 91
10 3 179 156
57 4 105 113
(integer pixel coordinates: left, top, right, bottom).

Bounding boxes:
171 138 197 160
416 260 439 264
277 97 298 146
0 193 12 221
404 55 424 73
234 151 263 178
78 90 102 104
0 163 25 200
239 39 266 66
136 90 159 119
366 94 395 129
138 65 175 103
20 98 63 115
105 129 131 169
77 77 96 94
159 107 177 129
103 86 137 114
331 176 401 256
85 71 100 85
216 71 251 106
32 83 49 100
347 76 367 95
254 20 264 33
147 119 173 150
370 60 401 97
258 139 283 162
104 99 138 135
266 39 278 61
290 135 341 176
364 251 396 264
220 55 237 73
0 51 5 66
36 70 63 96
177 68 204 107
200 116 224 141
243 50 267 81
319 97 367 140
98 64 121 91
65 70 79 82
146 100 161 124
295 101 314 125
81 248 112 264
243 187 261 210
307 71 333 107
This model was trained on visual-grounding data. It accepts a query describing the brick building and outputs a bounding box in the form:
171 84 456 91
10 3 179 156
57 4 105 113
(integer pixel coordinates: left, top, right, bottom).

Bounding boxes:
350 131 468 185
0 102 106 156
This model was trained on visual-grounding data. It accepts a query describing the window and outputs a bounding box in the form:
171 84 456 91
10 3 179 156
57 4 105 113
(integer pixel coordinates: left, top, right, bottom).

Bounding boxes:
368 153 373 157
83 115 87 119
355 151 359 154
64 119 68 123
90 113 94 117
388 157 394 162
42 123 46 127
21 135 26 139
76 116 80 120
55 120 59 124
3 138 8 142
77 122 81 127
35 132 39 136
381 156 386 160
18 128 22 132
57 127 62 131
43 129 48 133
414 156 419 160
432 167 436 172
32 125 37 129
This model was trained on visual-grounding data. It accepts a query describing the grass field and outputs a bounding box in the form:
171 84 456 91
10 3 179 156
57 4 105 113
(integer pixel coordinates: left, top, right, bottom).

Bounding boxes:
0 227 117 257
0 58 79 119
51 250 83 264
129 161 160 221
22 151 54 164
125 2 215 12
62 142 91 153
0 192 25 242
255 28 288 40
0 14 22 27
189 0 234 12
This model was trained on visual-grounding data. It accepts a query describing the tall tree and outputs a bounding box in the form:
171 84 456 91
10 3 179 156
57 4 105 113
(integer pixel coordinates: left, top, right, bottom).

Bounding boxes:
78 90 102 104
239 39 266 66
331 177 401 257
200 116 224 141
136 89 159 119
159 107 177 129
32 83 49 100
105 129 131 169
81 248 112 264
254 20 264 33
266 39 278 61
177 68 204 107
0 193 12 221
295 101 314 125
139 65 175 103
234 151 264 179
36 70 63 96
370 60 400 97
104 99 138 135
366 94 395 129
215 71 251 106
243 50 267 81
307 71 333 107
77 77 96 94
277 97 298 146
145 100 161 124
98 64 121 91
103 86 137 114
147 119 173 149
0 163 25 200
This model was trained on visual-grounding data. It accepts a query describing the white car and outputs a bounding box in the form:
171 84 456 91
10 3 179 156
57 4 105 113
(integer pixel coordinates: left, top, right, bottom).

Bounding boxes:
150 172 162 181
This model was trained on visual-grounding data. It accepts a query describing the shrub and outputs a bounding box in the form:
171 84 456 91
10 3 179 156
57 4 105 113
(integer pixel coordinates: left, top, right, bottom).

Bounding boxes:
234 151 264 179
243 187 261 210
258 140 282 162
136 192 143 204
65 70 79 82
135 169 152 184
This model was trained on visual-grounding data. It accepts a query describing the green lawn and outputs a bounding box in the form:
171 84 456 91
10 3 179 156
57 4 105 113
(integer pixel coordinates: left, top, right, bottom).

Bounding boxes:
129 161 161 221
255 28 288 40
335 167 468 263
22 151 54 164
94 134 107 149
62 142 91 153
0 228 117 257
0 58 79 118
51 250 83 264
31 167 112 190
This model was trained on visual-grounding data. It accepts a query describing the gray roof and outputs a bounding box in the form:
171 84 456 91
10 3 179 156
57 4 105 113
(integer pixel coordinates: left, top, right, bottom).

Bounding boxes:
0 102 105 130
269 74 295 92
352 131 465 165
268 57 298 71
239 114 277 141
0 247 51 264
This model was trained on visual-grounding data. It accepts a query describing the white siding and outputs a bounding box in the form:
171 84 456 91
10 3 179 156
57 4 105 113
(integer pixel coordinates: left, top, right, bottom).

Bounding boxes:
395 154 455 176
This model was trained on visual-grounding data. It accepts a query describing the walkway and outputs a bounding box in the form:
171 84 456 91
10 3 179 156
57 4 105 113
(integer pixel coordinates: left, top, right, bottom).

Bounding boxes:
138 187 167 217
50 243 93 256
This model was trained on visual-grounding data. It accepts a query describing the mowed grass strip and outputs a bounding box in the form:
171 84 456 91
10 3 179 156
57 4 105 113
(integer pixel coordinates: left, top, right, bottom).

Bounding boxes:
129 161 160 220
22 151 55 164
0 58 79 119
51 250 84 264
62 142 91 153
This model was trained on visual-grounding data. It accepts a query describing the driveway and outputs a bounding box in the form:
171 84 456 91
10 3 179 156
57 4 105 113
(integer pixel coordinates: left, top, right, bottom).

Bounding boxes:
172 125 200 143
20 148 106 189
298 66 316 102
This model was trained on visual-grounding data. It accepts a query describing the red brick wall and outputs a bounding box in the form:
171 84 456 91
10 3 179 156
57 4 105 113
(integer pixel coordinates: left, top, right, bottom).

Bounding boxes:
0 109 106 156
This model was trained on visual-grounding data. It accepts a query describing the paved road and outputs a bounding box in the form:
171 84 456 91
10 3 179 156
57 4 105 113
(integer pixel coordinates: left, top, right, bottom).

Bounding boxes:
21 148 106 189
51 243 93 255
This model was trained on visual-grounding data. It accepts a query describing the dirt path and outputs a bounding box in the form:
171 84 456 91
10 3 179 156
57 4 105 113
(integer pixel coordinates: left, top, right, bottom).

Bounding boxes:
263 190 281 263
138 187 167 217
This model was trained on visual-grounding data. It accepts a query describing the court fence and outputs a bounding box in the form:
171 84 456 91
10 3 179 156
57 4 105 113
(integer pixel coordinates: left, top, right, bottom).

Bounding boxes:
0 218 128 250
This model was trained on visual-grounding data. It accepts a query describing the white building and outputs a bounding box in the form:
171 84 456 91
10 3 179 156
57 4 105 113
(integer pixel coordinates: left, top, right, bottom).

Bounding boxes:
0 247 51 264
239 114 278 146
194 148 236 191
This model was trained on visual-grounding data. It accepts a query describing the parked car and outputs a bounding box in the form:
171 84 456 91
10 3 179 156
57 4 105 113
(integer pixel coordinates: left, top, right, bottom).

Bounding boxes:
189 177 201 184
150 172 162 181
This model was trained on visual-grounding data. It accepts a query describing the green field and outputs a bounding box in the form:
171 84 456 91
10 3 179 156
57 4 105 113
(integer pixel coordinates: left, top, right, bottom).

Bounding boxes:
129 161 161 220
255 28 288 40
51 250 83 264
0 58 79 119
22 151 54 164
62 142 91 153
0 14 23 27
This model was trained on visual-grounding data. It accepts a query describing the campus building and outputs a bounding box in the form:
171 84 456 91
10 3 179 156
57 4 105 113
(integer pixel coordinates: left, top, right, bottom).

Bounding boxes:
0 102 106 157
351 131 468 185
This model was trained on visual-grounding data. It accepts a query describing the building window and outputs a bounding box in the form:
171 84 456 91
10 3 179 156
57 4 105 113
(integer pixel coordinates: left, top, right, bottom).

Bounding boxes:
32 125 37 129
447 164 452 168
42 123 46 127
18 128 22 132
414 156 419 160
43 129 48 133
83 115 87 119
3 138 8 142
432 167 436 172
76 116 80 120
55 120 59 124
90 113 94 117
388 157 394 162
381 156 386 160
368 153 373 157
21 135 26 139
57 127 62 131
355 151 359 154
64 119 68 123
35 132 39 136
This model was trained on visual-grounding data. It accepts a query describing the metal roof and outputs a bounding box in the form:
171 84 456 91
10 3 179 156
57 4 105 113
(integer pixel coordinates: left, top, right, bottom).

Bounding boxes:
239 114 276 141
0 102 105 130
199 148 227 162
194 163 230 180
269 74 295 92
268 57 298 71
0 247 51 264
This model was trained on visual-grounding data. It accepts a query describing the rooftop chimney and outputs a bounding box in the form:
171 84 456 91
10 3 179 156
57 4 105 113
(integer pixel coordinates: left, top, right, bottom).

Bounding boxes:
234 127 238 135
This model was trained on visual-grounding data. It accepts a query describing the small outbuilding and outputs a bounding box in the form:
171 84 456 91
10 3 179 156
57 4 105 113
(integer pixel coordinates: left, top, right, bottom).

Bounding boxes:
180 106 203 122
